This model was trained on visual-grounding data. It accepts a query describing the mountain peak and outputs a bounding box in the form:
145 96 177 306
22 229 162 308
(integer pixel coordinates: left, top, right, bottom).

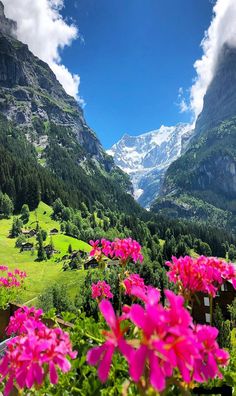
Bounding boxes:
108 123 193 207
0 1 17 38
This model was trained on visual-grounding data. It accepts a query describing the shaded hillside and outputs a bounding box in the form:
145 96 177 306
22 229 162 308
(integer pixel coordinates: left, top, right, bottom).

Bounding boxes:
153 45 236 230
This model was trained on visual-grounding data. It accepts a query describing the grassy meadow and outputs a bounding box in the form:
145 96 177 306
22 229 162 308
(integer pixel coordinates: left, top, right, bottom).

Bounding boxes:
0 202 91 305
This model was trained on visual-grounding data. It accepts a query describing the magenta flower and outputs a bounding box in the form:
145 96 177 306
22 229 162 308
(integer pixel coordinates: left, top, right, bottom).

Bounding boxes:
123 274 146 295
0 266 8 272
91 281 113 300
89 240 102 259
6 306 43 336
86 300 131 382
0 268 27 289
193 325 229 382
166 255 236 297
89 238 143 265
0 310 77 395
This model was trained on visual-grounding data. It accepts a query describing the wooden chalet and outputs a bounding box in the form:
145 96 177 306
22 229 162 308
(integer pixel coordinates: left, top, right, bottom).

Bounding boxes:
192 280 236 324
21 229 36 238
44 244 58 256
21 242 33 251
84 256 99 270
70 250 88 260
50 228 59 235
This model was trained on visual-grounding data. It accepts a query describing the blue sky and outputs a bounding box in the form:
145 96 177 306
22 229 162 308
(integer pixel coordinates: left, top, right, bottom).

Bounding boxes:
60 0 213 148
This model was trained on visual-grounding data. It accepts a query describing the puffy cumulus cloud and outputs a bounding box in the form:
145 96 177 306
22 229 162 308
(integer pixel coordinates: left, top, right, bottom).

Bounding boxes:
190 0 236 119
2 0 81 100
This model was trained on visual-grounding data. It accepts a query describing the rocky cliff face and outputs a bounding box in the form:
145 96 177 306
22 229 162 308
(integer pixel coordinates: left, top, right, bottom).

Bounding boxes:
108 124 193 208
195 45 236 135
0 1 112 170
153 45 236 229
0 2 16 38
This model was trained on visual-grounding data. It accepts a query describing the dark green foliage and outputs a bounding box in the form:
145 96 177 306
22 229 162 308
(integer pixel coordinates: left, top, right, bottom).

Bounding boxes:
228 245 236 261
15 234 26 248
194 239 212 257
10 217 23 237
38 284 74 314
228 298 236 327
37 229 46 261
0 192 14 218
20 204 30 224
214 304 231 349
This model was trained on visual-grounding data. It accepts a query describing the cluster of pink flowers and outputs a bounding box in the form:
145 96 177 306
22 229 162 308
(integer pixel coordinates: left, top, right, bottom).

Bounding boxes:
0 266 27 289
91 281 113 300
0 307 77 396
87 289 229 392
166 255 236 297
123 274 146 295
89 238 143 264
6 306 43 337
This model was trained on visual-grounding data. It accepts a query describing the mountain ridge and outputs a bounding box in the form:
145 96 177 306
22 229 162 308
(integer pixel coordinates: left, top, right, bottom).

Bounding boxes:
153 44 236 230
108 123 193 207
0 2 137 215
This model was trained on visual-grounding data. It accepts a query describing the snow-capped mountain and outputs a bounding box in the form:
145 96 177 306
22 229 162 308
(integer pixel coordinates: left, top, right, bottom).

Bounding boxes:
107 123 194 208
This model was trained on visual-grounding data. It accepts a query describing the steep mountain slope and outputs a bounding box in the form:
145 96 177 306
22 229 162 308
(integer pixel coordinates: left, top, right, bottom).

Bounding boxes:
0 2 137 214
153 44 236 229
108 124 193 208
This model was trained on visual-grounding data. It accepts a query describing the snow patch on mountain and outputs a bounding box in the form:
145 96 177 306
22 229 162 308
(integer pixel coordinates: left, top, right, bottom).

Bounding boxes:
107 123 194 208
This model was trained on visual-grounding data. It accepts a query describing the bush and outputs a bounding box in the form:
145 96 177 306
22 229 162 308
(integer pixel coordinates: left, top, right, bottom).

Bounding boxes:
38 284 75 314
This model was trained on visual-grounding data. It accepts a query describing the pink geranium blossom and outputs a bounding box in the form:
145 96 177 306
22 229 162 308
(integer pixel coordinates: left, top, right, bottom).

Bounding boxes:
123 274 146 295
193 325 229 382
89 238 143 265
91 281 113 300
87 290 229 392
166 255 236 297
0 266 8 272
6 306 43 336
86 300 131 382
0 309 77 396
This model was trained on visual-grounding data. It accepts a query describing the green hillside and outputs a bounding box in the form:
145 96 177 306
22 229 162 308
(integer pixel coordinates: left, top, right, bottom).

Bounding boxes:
0 202 91 304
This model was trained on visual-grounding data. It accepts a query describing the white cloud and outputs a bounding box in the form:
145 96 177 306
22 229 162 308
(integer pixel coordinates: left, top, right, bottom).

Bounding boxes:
2 0 81 100
190 0 236 119
176 87 190 114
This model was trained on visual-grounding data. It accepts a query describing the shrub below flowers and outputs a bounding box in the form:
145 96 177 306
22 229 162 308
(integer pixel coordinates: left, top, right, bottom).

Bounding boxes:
0 266 27 309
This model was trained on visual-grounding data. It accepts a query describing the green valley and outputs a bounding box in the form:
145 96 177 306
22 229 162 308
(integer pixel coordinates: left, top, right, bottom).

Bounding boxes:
0 202 90 303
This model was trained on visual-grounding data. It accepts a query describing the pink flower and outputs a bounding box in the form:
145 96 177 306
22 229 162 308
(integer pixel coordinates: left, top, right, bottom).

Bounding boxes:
0 268 27 290
87 289 229 391
91 281 113 300
0 266 8 272
6 306 43 336
193 325 229 382
123 274 146 295
86 300 131 382
166 255 236 297
0 310 77 395
124 290 198 391
111 238 143 264
89 238 143 265
89 240 102 259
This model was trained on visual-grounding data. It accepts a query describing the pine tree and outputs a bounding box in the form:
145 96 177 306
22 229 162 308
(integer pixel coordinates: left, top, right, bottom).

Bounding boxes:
20 204 30 224
10 217 23 237
37 230 46 261
0 193 14 218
